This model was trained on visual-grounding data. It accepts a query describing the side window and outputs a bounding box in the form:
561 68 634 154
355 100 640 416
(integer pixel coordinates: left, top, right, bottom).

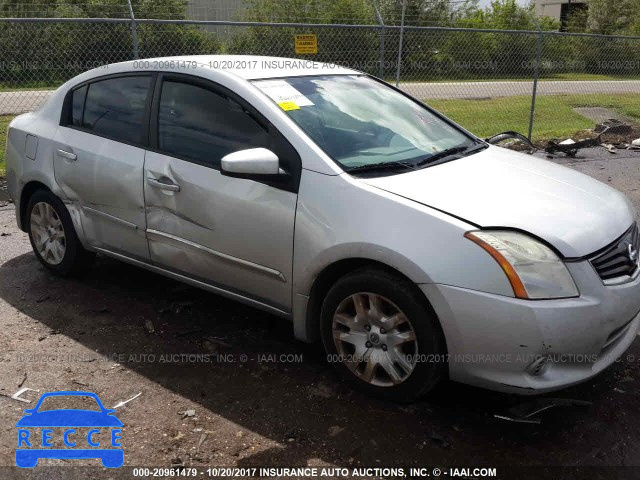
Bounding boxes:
71 85 87 127
81 76 151 144
158 81 271 168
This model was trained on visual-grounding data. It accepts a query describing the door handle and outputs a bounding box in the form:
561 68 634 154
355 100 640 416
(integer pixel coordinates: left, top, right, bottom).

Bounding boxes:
147 177 180 192
56 149 77 161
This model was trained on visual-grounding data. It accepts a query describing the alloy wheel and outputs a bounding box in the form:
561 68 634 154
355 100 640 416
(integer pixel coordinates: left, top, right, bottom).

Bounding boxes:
30 201 66 265
332 292 419 387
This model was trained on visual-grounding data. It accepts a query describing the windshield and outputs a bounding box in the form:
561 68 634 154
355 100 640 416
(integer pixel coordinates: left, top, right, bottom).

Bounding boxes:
253 75 477 172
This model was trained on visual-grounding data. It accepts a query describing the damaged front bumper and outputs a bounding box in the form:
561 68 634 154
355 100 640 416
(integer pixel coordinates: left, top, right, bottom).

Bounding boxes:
421 260 640 394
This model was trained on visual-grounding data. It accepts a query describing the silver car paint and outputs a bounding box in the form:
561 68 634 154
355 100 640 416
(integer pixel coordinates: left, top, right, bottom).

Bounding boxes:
53 126 150 261
144 149 296 311
423 258 640 393
364 146 636 258
6 55 640 394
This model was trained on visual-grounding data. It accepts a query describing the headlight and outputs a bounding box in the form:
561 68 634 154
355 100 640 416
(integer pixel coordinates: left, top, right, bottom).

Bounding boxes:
465 230 579 299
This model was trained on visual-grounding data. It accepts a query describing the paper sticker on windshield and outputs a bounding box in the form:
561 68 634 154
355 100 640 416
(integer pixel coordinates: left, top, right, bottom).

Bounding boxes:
256 80 314 107
278 101 300 111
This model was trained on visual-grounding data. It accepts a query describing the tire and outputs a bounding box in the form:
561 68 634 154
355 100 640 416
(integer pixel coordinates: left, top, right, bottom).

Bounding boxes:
26 189 95 276
320 268 446 402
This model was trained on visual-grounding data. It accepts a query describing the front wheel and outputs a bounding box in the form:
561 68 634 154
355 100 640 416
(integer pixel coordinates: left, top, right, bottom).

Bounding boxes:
320 268 447 402
26 189 95 276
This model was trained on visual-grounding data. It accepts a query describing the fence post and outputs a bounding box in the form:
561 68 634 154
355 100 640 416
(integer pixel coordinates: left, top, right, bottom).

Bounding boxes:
371 2 385 80
528 20 543 141
126 0 140 60
395 0 407 87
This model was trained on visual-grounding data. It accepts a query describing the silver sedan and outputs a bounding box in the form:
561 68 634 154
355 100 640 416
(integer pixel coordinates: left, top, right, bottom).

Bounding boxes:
5 55 640 401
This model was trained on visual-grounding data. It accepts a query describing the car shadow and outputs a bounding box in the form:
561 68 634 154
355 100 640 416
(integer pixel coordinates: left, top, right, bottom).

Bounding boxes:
0 251 636 468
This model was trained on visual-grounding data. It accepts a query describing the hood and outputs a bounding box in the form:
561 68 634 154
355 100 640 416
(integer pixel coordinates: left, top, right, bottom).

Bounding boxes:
363 145 635 258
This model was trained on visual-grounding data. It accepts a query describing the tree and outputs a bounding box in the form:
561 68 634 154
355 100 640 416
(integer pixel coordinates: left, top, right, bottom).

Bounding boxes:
0 0 220 87
585 0 635 35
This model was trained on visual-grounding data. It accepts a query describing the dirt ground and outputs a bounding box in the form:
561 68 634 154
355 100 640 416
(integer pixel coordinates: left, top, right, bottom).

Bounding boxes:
0 147 639 480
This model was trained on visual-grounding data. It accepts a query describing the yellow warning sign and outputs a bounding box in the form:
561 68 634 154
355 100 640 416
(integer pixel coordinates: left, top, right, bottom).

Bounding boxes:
294 34 318 54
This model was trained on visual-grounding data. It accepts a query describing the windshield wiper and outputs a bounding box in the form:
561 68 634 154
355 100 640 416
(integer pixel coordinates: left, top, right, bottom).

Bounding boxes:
346 161 416 174
415 143 487 168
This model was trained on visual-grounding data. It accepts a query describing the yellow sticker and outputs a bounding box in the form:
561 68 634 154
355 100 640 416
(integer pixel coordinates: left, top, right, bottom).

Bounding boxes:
278 101 300 111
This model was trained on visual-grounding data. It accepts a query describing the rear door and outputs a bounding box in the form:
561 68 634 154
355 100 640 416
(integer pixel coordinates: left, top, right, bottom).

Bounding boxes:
143 74 301 312
53 74 154 261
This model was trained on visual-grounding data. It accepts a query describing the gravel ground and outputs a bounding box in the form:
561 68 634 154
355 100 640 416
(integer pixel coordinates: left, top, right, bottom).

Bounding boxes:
0 148 639 480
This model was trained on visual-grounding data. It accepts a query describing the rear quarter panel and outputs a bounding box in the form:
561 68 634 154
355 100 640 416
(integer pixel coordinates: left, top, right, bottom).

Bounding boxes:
6 112 64 229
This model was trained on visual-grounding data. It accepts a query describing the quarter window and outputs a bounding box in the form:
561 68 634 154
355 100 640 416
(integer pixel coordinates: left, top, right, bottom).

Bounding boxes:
158 81 270 168
71 85 87 127
80 76 151 144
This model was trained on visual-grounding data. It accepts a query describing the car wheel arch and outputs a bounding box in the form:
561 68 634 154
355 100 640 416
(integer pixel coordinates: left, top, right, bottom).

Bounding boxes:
304 257 443 345
19 180 51 232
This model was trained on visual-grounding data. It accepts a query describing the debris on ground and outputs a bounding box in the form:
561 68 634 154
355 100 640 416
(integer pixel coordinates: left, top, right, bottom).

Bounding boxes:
494 398 592 424
38 329 60 342
172 301 193 314
8 387 39 403
178 409 196 419
144 318 156 334
17 372 27 388
595 119 632 136
197 433 208 453
173 432 185 442
72 379 89 387
602 143 618 154
545 138 600 157
112 392 142 409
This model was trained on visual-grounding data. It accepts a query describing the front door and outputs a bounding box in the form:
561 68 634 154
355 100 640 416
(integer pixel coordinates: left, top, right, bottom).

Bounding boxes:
143 76 301 311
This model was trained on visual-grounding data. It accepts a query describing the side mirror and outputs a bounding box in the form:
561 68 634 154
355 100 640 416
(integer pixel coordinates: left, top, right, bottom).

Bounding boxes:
221 148 284 177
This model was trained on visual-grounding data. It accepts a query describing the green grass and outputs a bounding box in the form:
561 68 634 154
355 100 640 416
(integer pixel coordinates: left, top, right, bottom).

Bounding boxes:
0 115 15 175
0 84 58 92
428 93 640 141
399 73 640 84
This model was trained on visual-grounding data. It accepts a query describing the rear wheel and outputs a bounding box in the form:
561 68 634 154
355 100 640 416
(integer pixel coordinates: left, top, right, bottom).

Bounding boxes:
26 190 94 275
320 268 446 402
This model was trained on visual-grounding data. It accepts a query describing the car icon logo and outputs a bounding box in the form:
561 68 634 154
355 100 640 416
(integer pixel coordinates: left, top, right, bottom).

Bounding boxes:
15 391 123 468
629 243 638 263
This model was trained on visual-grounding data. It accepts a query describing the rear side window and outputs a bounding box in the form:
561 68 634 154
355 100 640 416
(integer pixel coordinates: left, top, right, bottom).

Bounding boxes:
79 76 151 144
158 81 270 168
71 85 87 126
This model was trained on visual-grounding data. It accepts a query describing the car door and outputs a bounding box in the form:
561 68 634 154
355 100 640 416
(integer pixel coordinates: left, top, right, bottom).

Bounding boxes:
53 74 154 261
143 75 301 312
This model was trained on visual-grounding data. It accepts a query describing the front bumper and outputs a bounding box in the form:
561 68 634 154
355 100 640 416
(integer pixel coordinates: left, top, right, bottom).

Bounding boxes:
421 260 640 394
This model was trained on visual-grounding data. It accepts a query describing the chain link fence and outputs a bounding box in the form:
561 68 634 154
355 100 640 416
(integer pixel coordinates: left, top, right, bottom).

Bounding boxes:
1 16 640 142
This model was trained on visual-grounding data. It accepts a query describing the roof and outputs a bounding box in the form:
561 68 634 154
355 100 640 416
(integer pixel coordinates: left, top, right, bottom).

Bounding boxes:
124 55 360 80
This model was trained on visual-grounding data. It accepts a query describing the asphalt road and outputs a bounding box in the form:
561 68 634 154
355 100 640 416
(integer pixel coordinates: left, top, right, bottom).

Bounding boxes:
2 80 640 115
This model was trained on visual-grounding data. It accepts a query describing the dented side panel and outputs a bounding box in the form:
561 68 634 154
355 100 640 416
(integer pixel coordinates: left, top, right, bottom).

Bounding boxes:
52 126 150 261
143 150 297 311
